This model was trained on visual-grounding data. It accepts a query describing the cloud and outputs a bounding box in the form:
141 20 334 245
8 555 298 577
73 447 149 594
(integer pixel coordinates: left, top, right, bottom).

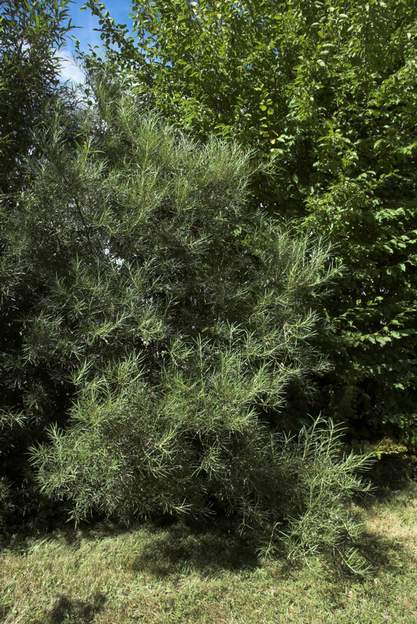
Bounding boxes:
57 50 85 84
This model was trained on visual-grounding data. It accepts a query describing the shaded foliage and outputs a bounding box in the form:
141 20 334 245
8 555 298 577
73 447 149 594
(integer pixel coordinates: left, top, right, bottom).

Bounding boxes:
0 0 70 194
0 0 71 526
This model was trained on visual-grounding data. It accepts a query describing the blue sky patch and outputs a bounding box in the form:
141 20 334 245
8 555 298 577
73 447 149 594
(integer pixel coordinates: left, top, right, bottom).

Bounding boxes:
59 0 133 83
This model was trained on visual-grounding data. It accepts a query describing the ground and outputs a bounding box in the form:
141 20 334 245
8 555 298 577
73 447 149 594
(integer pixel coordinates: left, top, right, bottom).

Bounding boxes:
1 484 416 624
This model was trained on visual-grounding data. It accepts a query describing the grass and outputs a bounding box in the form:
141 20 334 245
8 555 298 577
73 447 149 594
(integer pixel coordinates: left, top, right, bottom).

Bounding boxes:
1 483 416 624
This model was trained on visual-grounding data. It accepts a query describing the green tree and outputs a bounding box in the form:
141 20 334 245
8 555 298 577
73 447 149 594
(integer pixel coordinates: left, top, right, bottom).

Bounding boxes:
1 82 370 570
0 0 71 524
0 0 70 193
86 0 417 447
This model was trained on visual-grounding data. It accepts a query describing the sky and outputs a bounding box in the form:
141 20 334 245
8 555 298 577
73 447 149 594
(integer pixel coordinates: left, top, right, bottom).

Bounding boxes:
58 0 134 83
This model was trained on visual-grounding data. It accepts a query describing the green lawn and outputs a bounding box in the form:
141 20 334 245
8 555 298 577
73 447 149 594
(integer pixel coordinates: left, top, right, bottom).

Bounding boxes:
1 485 416 624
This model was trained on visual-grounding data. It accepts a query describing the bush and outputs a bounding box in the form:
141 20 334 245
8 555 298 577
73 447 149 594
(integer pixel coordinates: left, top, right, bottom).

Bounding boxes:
0 83 367 569
278 419 372 574
32 363 372 570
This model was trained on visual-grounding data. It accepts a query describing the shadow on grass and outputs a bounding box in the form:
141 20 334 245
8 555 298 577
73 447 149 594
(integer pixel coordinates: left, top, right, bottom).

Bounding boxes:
364 455 416 504
39 593 106 624
0 605 10 624
321 508 416 606
0 518 130 555
3 474 415 591
131 522 259 578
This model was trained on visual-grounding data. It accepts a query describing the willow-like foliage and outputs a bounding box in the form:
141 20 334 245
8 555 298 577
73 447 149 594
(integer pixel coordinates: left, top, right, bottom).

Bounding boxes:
1 85 370 570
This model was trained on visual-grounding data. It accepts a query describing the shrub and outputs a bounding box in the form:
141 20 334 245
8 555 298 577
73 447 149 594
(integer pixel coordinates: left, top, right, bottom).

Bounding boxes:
0 83 367 570
278 419 372 575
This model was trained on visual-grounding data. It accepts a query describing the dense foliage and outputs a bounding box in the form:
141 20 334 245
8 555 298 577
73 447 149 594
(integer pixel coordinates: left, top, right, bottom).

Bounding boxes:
2 0 415 578
0 0 70 194
86 0 417 447
0 0 71 524
0 82 370 570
